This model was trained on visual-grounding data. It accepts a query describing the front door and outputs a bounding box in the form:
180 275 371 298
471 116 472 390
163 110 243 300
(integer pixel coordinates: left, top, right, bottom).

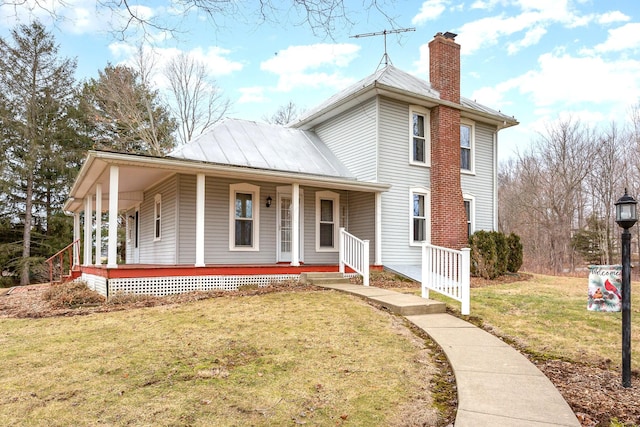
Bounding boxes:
277 188 303 263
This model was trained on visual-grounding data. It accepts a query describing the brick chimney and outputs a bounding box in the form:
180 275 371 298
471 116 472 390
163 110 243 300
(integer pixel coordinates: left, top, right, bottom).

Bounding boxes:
429 32 468 249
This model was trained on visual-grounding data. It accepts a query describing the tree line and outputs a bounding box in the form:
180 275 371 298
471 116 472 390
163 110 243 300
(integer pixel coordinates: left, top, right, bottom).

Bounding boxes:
0 21 230 285
498 110 640 274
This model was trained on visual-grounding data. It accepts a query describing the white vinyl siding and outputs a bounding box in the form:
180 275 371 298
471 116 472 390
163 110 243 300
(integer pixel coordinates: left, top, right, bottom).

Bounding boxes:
177 174 197 264
139 176 177 264
461 122 496 231
377 97 430 264
314 98 377 182
347 192 376 263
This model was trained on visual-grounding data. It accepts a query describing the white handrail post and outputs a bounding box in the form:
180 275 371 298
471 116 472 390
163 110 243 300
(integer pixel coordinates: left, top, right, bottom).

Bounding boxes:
363 240 370 286
339 227 345 274
461 248 471 315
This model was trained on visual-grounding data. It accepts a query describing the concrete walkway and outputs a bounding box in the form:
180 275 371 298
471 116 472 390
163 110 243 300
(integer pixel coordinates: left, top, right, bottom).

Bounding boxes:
318 282 581 427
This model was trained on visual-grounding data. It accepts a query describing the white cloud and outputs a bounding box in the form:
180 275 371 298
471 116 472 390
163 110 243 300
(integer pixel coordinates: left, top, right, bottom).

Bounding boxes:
260 43 359 92
411 0 450 25
593 23 640 53
597 11 630 25
507 26 547 54
109 44 243 77
473 51 640 111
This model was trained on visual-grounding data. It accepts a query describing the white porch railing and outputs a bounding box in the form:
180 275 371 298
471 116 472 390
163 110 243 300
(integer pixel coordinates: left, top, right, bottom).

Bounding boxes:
422 244 471 315
339 227 370 286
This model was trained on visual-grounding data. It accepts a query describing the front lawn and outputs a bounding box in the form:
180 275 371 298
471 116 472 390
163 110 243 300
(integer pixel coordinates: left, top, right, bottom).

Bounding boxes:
0 289 443 426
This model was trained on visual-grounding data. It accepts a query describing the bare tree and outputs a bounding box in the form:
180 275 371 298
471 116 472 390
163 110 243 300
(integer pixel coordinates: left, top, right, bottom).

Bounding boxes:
164 52 230 145
0 0 397 40
79 64 177 155
264 101 301 126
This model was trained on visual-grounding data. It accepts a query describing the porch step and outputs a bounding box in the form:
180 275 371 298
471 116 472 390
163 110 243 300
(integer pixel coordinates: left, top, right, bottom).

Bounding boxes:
300 272 351 286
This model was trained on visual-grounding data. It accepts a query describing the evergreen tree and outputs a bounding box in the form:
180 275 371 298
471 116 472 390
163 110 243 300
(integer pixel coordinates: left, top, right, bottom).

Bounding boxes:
0 21 81 284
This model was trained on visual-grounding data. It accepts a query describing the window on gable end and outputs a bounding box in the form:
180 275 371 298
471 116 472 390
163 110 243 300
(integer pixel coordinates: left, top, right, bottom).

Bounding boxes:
410 107 430 166
461 119 475 173
229 183 260 251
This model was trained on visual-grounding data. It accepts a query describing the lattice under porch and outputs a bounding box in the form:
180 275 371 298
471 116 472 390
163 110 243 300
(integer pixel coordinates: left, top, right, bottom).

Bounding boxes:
78 264 358 297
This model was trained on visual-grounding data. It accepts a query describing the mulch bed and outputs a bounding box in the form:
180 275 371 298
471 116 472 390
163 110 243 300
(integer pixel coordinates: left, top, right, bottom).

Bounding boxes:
1 276 639 426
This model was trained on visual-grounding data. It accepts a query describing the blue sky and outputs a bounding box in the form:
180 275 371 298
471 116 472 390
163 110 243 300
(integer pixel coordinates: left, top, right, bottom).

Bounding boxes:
1 0 640 162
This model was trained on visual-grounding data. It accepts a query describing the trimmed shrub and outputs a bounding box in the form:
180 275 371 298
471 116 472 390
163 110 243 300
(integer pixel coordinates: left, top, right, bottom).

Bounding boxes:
469 231 523 279
469 230 499 279
492 231 509 276
506 233 523 273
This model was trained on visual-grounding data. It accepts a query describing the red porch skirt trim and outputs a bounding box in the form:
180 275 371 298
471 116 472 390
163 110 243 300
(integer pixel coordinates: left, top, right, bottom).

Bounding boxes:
79 264 382 279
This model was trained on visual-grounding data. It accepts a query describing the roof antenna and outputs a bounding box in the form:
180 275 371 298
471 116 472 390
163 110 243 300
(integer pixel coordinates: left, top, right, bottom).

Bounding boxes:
350 28 415 69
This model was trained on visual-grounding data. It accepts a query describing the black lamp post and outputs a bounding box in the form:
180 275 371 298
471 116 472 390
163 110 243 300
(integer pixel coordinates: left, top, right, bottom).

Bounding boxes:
615 188 637 388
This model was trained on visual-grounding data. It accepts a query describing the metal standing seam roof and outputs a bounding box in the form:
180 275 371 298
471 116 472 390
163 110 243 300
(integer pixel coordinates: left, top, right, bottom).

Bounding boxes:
293 65 517 126
168 118 355 179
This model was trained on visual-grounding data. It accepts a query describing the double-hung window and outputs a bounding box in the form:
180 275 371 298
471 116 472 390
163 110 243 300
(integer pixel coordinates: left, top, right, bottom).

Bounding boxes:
229 183 260 250
316 191 339 251
463 195 475 238
410 188 430 245
410 107 430 166
460 119 475 173
154 194 161 241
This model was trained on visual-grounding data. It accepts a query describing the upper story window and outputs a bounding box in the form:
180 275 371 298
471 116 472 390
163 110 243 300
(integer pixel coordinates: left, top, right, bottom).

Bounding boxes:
461 119 475 174
229 183 260 251
410 188 430 245
154 194 161 241
316 191 340 252
410 107 430 166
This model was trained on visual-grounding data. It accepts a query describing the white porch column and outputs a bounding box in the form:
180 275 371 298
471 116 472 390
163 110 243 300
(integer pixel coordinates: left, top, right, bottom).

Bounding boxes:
195 173 205 267
375 192 382 265
83 195 92 266
107 165 119 268
94 183 102 266
291 183 300 267
73 213 80 267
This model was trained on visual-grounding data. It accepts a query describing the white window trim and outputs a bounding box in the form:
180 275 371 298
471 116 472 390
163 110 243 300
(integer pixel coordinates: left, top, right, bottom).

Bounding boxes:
153 194 161 241
315 190 340 252
463 194 476 238
409 106 431 167
229 183 260 251
410 187 431 246
461 118 475 175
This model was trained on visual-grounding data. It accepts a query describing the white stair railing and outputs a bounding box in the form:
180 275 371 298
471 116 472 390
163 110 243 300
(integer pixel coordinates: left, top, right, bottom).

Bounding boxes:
339 227 370 286
422 244 471 315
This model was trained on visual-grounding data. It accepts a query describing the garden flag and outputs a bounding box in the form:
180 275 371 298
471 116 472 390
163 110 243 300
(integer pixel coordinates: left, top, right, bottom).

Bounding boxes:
588 265 622 312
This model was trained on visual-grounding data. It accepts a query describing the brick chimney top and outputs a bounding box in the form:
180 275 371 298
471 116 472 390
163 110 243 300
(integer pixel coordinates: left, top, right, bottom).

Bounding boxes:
429 31 461 104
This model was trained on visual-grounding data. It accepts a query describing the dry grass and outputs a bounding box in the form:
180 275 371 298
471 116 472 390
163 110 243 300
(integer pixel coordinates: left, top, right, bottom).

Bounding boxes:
460 274 640 368
0 290 443 426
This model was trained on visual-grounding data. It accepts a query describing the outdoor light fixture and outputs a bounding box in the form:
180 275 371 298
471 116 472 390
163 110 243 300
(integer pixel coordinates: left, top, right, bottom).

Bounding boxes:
615 189 638 229
614 188 637 388
266 196 272 208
